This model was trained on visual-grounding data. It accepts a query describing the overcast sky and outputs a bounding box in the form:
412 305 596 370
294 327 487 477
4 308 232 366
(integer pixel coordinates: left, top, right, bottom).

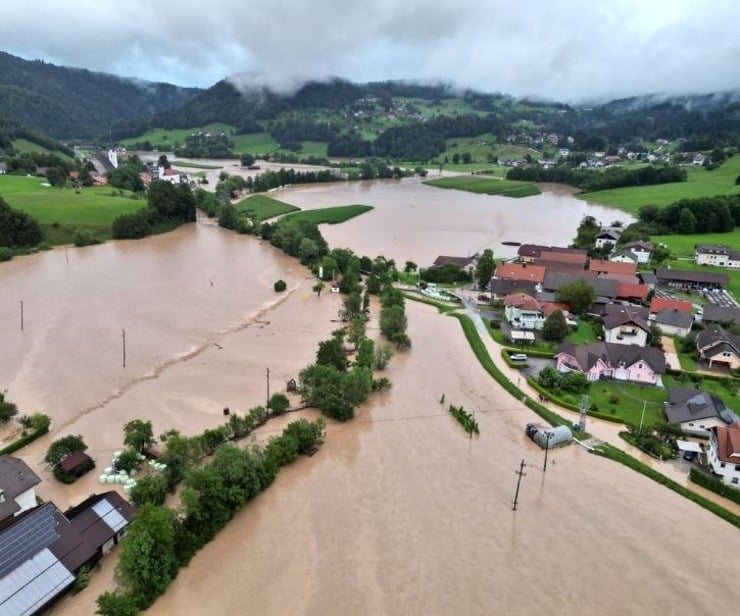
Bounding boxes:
1 0 738 101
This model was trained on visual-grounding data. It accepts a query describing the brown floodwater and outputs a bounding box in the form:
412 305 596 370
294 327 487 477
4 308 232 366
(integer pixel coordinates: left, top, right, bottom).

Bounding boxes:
2 181 738 615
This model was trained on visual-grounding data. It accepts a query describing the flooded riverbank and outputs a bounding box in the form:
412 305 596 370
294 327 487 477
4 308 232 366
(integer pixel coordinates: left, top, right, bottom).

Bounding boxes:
3 180 737 615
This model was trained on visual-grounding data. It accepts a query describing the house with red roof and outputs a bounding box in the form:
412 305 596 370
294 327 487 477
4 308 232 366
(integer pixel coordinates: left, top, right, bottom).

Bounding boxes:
588 259 637 277
616 282 649 302
649 297 692 315
494 263 546 284
707 423 740 486
503 293 546 330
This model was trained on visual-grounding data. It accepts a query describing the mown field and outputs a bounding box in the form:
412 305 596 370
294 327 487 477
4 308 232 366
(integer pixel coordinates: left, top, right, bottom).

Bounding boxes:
120 123 235 149
0 175 143 243
235 195 299 221
284 205 373 225
579 156 740 213
423 176 540 198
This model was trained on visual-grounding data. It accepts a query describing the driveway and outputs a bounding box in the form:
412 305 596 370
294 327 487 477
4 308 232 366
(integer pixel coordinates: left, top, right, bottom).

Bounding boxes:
661 336 682 370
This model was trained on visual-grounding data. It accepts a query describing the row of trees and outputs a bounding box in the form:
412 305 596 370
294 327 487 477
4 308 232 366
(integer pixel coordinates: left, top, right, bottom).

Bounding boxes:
507 164 687 193
99 417 325 614
0 196 42 249
637 194 740 234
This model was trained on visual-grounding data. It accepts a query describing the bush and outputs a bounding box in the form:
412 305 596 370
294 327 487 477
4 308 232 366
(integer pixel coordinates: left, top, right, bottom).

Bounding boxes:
268 393 290 414
116 448 142 473
73 566 91 594
274 279 287 292
73 228 103 247
130 474 169 507
0 247 13 261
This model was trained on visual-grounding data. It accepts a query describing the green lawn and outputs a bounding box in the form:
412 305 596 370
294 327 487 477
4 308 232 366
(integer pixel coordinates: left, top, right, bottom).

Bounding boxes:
423 176 540 198
0 175 144 243
585 382 668 427
579 156 740 213
565 321 597 345
12 138 47 153
283 205 373 225
171 160 224 170
231 132 280 154
235 195 299 221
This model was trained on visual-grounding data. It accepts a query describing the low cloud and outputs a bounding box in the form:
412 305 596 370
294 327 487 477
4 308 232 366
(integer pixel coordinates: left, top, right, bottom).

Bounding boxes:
1 0 737 101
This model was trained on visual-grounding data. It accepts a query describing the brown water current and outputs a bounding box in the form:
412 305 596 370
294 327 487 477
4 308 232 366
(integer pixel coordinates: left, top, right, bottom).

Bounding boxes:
2 180 738 615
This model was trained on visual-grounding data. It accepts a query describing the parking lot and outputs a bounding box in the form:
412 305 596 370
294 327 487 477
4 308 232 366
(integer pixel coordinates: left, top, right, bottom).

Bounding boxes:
654 287 739 308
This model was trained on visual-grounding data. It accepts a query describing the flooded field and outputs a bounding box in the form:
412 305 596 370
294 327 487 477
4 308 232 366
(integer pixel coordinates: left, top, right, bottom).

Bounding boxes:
2 179 738 615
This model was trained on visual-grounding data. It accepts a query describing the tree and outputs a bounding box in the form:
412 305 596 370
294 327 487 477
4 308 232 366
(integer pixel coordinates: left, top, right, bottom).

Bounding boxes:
268 393 290 414
647 324 664 348
312 281 325 297
404 261 417 273
355 338 375 368
555 279 596 315
240 153 256 167
537 366 561 389
274 279 287 292
542 309 569 342
380 304 407 339
677 208 697 234
124 419 155 453
347 315 366 350
96 591 139 616
45 434 87 467
373 343 394 369
316 337 349 371
130 474 168 507
116 505 178 608
475 249 495 291
560 372 589 394
0 392 18 426
574 215 601 249
157 154 171 169
342 292 363 321
116 448 141 473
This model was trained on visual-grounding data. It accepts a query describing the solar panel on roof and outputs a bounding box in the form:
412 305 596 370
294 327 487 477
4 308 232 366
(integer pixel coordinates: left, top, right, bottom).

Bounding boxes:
92 499 126 533
0 548 74 616
0 505 59 579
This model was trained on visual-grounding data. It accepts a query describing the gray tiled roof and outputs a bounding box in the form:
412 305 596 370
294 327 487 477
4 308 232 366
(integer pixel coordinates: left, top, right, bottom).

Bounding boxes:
555 341 666 374
654 308 694 329
664 387 736 425
702 305 740 325
0 456 41 520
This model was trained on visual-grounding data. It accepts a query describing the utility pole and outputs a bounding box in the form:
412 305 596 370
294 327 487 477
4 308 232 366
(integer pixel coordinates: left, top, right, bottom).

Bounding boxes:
638 400 647 435
512 459 527 511
543 431 553 472
266 367 270 409
121 329 126 368
19 300 23 331
579 394 589 432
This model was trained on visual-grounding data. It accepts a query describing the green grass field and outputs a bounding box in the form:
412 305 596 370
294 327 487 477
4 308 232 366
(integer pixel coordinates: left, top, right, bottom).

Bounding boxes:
0 175 143 243
231 132 280 154
579 156 740 213
235 195 299 221
565 321 597 345
283 205 373 225
424 176 540 198
586 382 668 427
171 160 223 170
12 139 47 153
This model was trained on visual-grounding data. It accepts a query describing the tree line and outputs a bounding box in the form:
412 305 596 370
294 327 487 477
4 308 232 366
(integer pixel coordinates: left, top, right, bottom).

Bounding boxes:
636 194 740 234
506 164 687 192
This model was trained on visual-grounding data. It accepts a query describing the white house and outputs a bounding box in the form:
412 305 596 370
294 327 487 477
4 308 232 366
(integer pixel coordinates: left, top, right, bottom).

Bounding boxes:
652 308 694 337
622 240 653 264
610 250 639 265
594 227 622 249
603 308 650 347
503 293 546 330
665 388 737 437
107 149 118 169
707 423 740 486
694 244 740 268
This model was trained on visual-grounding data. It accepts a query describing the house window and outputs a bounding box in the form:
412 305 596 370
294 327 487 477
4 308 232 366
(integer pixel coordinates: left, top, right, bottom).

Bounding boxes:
735 464 740 472
638 363 643 369
733 478 739 485
689 423 694 427
721 462 726 468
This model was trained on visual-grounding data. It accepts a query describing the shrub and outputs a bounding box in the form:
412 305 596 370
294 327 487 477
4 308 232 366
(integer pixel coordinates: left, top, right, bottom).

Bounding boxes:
268 393 290 414
116 448 142 473
0 247 13 261
274 279 287 292
608 394 620 405
73 566 91 594
73 228 103 247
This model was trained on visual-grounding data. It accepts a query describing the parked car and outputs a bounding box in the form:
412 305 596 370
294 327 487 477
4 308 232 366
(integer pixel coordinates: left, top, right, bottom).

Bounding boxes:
682 450 698 462
510 353 528 361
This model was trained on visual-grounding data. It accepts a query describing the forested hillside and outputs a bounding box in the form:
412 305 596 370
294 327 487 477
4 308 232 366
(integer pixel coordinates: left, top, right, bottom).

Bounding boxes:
0 51 200 139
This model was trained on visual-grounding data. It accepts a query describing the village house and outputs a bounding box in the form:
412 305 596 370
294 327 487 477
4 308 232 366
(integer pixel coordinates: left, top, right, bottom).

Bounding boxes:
695 324 740 370
554 341 665 385
503 293 545 330
694 244 740 268
664 388 737 437
655 267 729 291
602 308 650 347
493 263 546 285
615 282 649 304
609 250 640 266
622 240 653 264
0 456 41 523
701 305 740 326
588 259 637 278
649 297 693 316
431 255 475 270
707 423 740 486
594 228 622 249
489 278 537 300
0 491 134 615
652 308 694 337
517 244 587 266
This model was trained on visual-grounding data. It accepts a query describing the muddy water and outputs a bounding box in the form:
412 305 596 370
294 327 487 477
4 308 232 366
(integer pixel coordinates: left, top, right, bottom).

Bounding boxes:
2 181 737 615
271 176 632 263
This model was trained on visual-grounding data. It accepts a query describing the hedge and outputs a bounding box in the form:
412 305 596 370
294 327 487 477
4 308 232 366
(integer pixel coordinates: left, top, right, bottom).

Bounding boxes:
0 426 50 456
593 443 740 530
689 467 740 506
527 378 629 424
502 346 555 359
403 293 460 313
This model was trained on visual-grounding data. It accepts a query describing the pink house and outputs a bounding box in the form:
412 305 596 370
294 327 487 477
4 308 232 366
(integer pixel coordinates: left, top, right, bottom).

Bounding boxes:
554 342 666 385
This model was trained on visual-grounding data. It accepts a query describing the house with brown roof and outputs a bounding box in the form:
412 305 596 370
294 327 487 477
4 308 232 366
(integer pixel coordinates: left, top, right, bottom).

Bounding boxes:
615 282 649 303
696 324 740 370
707 423 740 485
494 263 546 284
432 255 475 270
0 455 41 526
695 244 740 268
603 308 650 347
554 342 665 385
588 259 637 277
701 305 740 326
517 244 587 265
489 278 538 300
622 240 653 264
